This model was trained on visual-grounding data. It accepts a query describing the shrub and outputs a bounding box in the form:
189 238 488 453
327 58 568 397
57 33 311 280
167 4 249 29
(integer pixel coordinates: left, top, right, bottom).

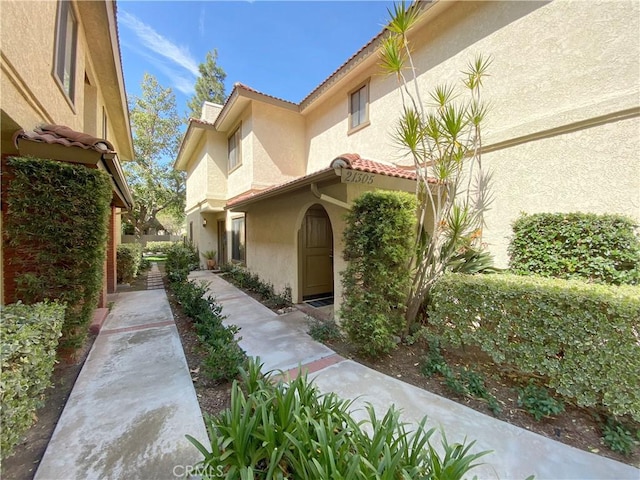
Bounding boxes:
144 241 176 254
166 242 199 284
220 263 292 309
428 273 640 421
170 278 245 382
117 243 143 283
1 302 65 458
601 418 638 456
4 157 112 349
187 358 490 479
307 318 342 342
509 212 640 285
340 191 416 357
517 381 565 421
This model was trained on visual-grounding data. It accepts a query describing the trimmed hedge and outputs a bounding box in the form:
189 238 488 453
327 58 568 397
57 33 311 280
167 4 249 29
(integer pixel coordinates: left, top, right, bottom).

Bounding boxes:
117 243 143 283
4 157 113 349
1 302 65 458
165 243 199 283
340 191 416 357
509 212 640 285
144 241 177 254
428 273 640 421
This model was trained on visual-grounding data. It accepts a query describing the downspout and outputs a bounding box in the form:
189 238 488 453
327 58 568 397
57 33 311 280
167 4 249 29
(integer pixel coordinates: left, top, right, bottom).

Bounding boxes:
310 183 351 210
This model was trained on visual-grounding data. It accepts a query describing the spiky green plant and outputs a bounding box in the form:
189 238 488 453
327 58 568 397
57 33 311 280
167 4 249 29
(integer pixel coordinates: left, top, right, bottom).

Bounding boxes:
380 2 494 329
186 358 492 479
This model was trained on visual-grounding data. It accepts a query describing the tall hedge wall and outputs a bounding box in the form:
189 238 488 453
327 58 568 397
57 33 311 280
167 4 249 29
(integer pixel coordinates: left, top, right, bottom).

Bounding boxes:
428 273 640 421
509 212 640 285
340 191 416 356
4 157 113 349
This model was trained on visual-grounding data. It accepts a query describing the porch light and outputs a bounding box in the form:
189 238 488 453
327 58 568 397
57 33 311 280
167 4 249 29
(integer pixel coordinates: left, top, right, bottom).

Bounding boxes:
202 218 207 227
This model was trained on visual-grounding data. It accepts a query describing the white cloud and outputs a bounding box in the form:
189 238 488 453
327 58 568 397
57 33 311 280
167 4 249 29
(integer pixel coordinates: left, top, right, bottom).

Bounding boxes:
119 10 199 77
198 5 206 38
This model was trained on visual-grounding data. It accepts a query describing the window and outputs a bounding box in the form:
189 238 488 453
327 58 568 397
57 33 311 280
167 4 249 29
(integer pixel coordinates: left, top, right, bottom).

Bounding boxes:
231 216 245 263
348 81 370 132
54 0 78 102
228 125 242 172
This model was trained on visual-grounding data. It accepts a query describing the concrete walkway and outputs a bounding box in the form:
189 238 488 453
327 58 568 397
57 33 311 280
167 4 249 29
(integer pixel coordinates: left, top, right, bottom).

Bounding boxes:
190 270 640 480
35 266 208 480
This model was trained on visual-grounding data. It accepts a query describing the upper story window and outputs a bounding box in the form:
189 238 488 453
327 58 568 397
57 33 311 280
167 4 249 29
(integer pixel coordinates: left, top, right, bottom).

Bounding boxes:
228 125 242 172
348 80 370 133
53 0 78 103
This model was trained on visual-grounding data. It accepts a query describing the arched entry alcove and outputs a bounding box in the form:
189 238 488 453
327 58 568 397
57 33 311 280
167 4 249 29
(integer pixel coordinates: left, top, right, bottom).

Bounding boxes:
299 204 334 302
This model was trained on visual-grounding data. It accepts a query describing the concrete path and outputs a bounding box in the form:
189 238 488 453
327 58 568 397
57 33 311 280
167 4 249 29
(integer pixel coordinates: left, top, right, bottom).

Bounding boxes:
191 270 640 480
35 268 208 480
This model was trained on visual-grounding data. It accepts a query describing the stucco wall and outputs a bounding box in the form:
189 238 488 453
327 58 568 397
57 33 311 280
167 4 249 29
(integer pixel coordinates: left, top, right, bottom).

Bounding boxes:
303 0 639 266
251 102 306 186
227 106 254 198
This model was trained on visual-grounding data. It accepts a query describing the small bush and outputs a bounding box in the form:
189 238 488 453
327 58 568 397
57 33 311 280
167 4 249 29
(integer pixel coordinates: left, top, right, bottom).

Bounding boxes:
602 419 638 456
509 212 640 285
517 381 565 421
117 243 143 283
428 273 640 421
187 358 490 479
340 191 416 357
307 318 342 342
1 302 65 458
166 243 199 283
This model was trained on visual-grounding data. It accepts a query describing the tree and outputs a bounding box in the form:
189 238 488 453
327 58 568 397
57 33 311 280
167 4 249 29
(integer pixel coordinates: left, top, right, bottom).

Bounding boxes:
379 2 493 329
186 49 227 119
123 73 185 237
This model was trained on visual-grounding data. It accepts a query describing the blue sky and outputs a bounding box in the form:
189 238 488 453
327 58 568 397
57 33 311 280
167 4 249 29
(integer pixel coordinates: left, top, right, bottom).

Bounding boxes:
118 1 396 119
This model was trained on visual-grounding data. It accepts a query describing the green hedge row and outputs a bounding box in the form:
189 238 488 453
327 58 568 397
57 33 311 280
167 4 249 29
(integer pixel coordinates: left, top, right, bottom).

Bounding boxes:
428 273 640 421
144 241 177 254
1 302 65 458
509 212 640 285
165 243 199 284
117 244 143 284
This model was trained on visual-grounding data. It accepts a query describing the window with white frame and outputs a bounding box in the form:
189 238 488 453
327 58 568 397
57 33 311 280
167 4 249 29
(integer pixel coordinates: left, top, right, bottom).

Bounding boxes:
54 0 77 103
231 216 245 263
228 125 242 172
349 81 370 132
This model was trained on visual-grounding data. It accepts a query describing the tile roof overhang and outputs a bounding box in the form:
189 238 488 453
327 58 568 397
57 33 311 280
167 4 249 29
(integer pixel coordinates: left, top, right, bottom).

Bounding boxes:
13 125 134 209
226 154 420 211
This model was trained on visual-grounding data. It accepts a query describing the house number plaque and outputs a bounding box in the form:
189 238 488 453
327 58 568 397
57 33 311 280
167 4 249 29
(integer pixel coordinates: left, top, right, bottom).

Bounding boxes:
341 170 375 185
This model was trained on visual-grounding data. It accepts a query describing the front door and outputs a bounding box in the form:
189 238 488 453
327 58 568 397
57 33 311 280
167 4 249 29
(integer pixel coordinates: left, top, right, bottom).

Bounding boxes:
301 205 334 299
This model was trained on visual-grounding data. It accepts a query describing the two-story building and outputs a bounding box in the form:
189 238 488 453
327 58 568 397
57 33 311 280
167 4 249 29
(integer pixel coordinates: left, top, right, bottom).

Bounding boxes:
175 0 639 314
1 0 134 307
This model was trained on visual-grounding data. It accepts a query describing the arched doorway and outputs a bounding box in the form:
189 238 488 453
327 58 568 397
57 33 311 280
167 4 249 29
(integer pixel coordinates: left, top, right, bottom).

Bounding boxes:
300 204 334 301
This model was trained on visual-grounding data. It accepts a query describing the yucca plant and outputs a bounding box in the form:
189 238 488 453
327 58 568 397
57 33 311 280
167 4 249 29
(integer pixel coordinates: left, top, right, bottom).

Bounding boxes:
380 2 494 330
186 358 492 479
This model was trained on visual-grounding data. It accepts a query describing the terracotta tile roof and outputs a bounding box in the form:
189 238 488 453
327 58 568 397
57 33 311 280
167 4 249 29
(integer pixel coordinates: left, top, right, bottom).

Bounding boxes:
226 154 424 208
335 153 419 180
234 82 298 106
189 118 216 126
13 124 114 153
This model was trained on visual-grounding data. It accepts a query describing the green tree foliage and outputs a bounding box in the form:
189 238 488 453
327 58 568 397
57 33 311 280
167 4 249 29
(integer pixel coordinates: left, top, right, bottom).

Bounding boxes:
123 73 185 236
4 157 112 349
380 2 493 329
509 212 640 285
186 49 227 119
340 191 416 357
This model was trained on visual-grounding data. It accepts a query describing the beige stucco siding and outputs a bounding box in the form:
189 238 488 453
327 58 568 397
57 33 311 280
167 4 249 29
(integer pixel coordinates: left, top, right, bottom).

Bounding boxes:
1 1 85 132
251 102 306 187
227 106 254 198
185 135 210 211
484 115 640 267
